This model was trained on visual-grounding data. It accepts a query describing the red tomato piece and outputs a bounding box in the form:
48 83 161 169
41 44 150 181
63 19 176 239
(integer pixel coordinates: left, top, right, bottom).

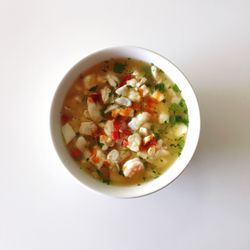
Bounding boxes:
119 74 132 87
122 139 128 147
140 137 157 151
61 113 71 124
111 131 120 140
89 93 101 102
123 128 132 136
70 148 82 160
113 118 121 130
99 166 110 181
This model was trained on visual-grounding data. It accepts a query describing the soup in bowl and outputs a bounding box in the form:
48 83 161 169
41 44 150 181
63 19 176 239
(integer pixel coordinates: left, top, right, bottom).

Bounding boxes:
50 46 200 198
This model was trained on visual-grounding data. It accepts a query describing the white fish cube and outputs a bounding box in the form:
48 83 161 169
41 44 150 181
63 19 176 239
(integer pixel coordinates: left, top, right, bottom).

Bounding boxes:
106 73 119 87
126 79 137 87
115 97 132 107
123 158 144 178
83 74 97 90
159 112 169 124
107 149 119 162
79 121 97 136
127 133 142 152
115 85 129 96
139 85 150 97
104 104 119 114
101 86 111 104
62 123 75 144
128 89 141 102
128 112 150 131
87 97 103 122
75 136 88 152
174 123 188 137
104 120 114 137
151 91 165 102
139 127 148 136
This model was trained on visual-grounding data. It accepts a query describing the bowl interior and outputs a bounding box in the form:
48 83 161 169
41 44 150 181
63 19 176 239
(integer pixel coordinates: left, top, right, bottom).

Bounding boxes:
50 46 200 198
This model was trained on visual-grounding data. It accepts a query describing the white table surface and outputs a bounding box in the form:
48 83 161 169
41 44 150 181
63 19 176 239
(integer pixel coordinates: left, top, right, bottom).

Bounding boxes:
1 1 250 249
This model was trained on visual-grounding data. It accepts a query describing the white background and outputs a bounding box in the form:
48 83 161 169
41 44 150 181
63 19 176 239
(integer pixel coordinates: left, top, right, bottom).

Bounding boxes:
1 0 250 249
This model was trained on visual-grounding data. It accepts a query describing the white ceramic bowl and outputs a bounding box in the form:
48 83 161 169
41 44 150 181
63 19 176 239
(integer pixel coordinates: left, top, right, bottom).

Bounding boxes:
50 46 200 198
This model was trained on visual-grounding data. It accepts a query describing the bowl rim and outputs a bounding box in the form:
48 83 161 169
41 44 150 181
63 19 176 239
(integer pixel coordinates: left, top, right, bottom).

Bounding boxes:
50 45 201 198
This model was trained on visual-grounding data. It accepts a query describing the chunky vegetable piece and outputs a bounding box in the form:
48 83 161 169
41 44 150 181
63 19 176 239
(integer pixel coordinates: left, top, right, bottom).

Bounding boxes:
61 58 188 185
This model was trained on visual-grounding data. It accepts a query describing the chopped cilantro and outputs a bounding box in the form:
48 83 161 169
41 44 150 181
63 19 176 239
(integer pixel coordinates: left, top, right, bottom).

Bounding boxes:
113 63 126 73
118 170 124 176
154 132 160 140
170 99 187 114
175 115 189 125
170 103 183 113
170 114 189 125
88 86 97 92
155 83 166 93
97 141 104 147
102 179 111 185
177 137 185 155
170 115 176 124
172 84 181 93
179 99 188 113
142 65 153 79
96 169 111 185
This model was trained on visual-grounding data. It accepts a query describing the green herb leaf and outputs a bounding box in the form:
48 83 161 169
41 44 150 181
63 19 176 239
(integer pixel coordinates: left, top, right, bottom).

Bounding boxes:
155 83 166 93
118 170 124 176
170 103 183 113
175 115 189 125
113 63 126 73
177 137 185 156
88 86 97 92
179 99 188 113
170 115 176 124
172 84 181 93
97 141 104 147
154 132 160 140
142 65 153 79
102 179 111 185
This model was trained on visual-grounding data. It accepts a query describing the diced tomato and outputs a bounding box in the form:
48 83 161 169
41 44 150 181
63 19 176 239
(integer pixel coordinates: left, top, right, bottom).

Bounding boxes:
89 93 101 102
103 160 111 168
111 131 120 140
93 127 103 138
140 137 157 151
99 165 110 181
143 96 158 113
122 139 128 147
119 74 132 87
123 128 131 136
113 118 121 130
61 113 71 124
90 148 100 163
131 102 141 113
70 148 82 160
